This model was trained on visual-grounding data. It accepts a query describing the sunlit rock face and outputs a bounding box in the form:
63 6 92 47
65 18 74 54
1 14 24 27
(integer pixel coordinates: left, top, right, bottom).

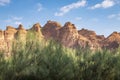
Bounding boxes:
58 22 79 47
42 20 61 40
103 32 120 49
30 23 44 38
0 24 44 54
57 22 91 48
31 23 41 32
0 30 6 51
4 26 17 41
0 21 120 53
78 28 105 50
15 24 27 41
42 21 91 48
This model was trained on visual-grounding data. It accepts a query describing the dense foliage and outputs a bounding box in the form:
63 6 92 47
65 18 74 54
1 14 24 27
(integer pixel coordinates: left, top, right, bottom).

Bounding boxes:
0 32 120 80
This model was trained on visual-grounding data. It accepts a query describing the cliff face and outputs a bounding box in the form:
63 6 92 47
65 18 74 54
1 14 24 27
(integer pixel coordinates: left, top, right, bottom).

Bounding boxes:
0 30 6 51
57 22 90 48
103 32 120 49
0 23 43 56
0 21 120 52
78 29 105 50
42 20 61 40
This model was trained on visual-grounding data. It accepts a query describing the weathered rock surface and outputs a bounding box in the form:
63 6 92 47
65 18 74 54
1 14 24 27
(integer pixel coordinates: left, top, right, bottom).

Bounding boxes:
103 32 120 49
0 21 120 52
30 23 44 38
15 24 27 40
42 20 61 40
0 23 43 55
58 22 90 48
0 30 6 51
78 28 105 50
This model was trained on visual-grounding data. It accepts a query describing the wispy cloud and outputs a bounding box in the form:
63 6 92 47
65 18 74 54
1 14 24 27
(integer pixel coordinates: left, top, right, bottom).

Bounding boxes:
37 3 43 12
14 21 22 25
75 17 82 20
12 16 23 20
90 0 115 9
4 19 12 23
0 0 11 6
4 16 23 25
108 14 116 19
108 13 120 20
55 0 86 16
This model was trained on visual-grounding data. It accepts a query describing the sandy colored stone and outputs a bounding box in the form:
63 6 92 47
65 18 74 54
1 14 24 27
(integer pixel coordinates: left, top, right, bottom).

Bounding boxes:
0 21 120 52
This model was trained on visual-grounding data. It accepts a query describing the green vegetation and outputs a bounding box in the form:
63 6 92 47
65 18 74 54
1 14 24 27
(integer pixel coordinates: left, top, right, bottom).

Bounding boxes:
0 32 120 80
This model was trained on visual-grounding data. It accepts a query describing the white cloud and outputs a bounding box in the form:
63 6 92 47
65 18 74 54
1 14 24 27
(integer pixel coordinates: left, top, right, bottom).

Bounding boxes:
90 0 115 9
0 0 11 6
108 14 116 19
4 19 12 23
108 13 120 20
75 17 82 20
37 3 43 12
4 16 23 22
14 21 22 25
4 16 23 25
55 0 86 16
12 16 23 20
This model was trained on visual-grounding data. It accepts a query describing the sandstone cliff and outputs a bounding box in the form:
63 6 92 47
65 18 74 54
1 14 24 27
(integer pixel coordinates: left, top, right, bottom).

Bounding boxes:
78 28 105 50
104 32 120 49
42 20 61 40
58 22 90 48
0 21 120 52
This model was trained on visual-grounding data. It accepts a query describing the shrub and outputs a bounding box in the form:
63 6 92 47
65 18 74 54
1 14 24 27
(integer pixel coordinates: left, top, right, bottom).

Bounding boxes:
0 32 120 80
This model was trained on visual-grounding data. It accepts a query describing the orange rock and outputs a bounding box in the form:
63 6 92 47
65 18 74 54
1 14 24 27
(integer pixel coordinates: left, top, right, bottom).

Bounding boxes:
30 23 44 38
58 22 90 48
104 32 120 49
0 21 120 52
15 24 27 40
0 30 6 51
42 20 61 39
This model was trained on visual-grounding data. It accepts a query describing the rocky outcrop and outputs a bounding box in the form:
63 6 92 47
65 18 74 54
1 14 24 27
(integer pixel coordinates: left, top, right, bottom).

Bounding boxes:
78 28 96 37
42 21 91 48
105 32 120 42
42 20 61 40
0 21 120 52
0 23 43 55
15 24 27 41
78 28 105 50
58 22 90 48
30 23 44 38
103 32 120 49
0 30 6 51
5 26 17 41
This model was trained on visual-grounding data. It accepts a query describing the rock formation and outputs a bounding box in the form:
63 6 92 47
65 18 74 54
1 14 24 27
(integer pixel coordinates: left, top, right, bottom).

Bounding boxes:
58 22 90 48
0 20 120 53
30 23 44 38
15 24 27 41
103 32 120 49
42 20 61 40
0 23 43 56
0 30 6 51
78 28 105 50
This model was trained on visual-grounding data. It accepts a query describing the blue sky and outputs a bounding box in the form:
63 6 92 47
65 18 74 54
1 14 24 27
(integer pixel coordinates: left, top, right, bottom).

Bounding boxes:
0 0 120 36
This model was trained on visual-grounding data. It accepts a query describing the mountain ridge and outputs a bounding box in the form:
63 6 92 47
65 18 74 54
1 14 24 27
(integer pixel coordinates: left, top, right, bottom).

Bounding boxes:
0 20 120 52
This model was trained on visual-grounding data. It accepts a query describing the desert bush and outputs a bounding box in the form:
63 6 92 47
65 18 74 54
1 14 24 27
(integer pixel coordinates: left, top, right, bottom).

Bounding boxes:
0 32 77 80
0 31 120 80
74 49 120 80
